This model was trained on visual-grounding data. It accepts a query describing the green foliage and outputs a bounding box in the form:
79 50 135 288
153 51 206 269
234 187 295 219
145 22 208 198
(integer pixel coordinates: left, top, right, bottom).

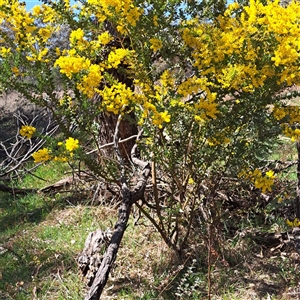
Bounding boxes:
1 0 300 298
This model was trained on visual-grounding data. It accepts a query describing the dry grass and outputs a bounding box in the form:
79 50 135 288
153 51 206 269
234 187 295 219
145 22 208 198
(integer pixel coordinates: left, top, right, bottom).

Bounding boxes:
1 189 300 300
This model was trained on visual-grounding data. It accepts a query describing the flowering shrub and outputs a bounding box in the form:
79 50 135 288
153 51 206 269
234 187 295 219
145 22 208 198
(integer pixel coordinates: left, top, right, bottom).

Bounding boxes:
1 0 300 258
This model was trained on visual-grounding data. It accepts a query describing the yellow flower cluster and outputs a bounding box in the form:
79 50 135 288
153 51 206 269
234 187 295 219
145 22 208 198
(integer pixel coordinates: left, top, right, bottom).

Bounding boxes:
55 53 91 79
31 137 79 163
11 66 21 76
134 78 173 129
100 82 134 114
206 135 230 147
19 125 36 139
0 47 11 58
0 1 59 60
97 31 113 45
272 105 300 142
32 148 51 163
152 111 171 129
69 28 89 51
77 64 102 98
240 169 275 193
286 218 300 228
31 3 56 23
160 70 175 88
149 38 162 52
282 125 300 142
65 137 79 152
181 0 300 92
177 76 218 123
54 137 80 162
107 48 132 69
86 0 143 31
194 99 218 122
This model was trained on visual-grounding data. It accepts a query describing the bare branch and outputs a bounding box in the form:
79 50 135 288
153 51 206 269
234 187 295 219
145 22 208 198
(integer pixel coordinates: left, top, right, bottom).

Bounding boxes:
0 108 59 179
86 134 138 154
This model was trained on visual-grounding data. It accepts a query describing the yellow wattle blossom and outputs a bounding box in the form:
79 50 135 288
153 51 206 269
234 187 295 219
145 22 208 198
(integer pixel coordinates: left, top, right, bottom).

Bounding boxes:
65 137 79 152
153 15 158 26
226 2 240 14
160 70 175 88
77 64 102 97
272 106 286 120
249 169 275 193
11 66 21 76
152 111 171 128
283 126 300 142
182 0 300 93
54 155 69 162
107 48 131 68
97 31 112 45
19 125 36 139
38 27 52 43
55 55 91 78
31 5 42 16
126 6 142 26
265 170 275 179
188 177 195 185
32 148 51 163
206 135 230 147
0 47 11 57
286 218 300 228
194 99 219 120
86 0 142 28
70 28 85 44
149 38 162 52
238 168 275 193
100 82 134 114
37 48 49 62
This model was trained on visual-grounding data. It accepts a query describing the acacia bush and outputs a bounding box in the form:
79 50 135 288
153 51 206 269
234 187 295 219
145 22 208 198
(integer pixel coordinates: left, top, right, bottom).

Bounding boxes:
1 0 300 297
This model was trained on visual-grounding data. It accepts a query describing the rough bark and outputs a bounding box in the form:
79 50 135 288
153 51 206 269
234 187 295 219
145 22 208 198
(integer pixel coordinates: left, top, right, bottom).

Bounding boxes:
77 228 113 286
84 197 132 300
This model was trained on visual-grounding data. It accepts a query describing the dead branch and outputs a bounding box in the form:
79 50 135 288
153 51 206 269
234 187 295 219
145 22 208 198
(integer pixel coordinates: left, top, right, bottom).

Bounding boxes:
77 228 113 286
82 126 151 300
0 108 59 179
0 183 36 195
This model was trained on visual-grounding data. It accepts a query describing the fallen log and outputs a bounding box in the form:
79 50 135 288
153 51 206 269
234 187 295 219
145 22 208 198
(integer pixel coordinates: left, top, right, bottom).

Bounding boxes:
0 183 36 195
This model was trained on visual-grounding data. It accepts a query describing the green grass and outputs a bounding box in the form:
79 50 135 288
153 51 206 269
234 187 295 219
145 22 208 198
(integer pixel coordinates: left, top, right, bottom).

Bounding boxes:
18 161 72 189
1 158 300 299
269 137 297 181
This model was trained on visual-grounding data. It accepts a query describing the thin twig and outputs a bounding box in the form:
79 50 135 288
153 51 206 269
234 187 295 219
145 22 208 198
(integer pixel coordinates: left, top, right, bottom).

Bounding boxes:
86 134 138 154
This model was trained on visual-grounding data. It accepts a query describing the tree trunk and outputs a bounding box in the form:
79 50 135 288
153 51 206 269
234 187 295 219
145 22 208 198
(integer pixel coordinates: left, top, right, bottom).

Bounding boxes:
97 111 138 162
92 20 138 162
